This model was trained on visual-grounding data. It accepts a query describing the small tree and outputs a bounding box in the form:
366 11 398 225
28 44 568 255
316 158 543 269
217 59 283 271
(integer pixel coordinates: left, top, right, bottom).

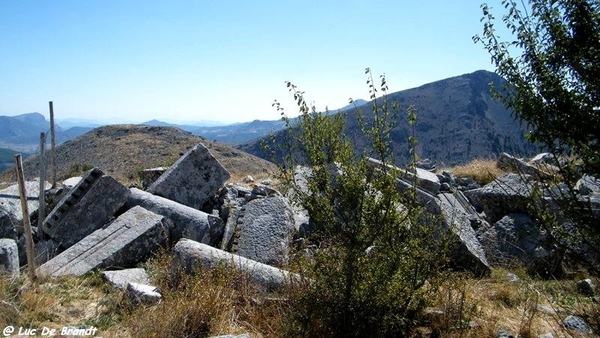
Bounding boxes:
269 69 448 337
474 0 600 272
473 0 600 178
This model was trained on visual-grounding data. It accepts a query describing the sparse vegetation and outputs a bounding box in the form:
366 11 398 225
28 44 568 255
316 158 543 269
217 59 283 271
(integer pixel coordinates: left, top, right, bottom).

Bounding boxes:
447 158 504 185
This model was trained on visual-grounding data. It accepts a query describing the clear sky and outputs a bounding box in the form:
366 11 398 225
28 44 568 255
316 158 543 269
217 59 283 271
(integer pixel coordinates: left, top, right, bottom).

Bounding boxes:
0 1 505 124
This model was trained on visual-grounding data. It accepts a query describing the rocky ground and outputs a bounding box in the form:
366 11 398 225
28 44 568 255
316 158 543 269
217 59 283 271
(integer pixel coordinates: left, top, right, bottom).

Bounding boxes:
1 133 599 336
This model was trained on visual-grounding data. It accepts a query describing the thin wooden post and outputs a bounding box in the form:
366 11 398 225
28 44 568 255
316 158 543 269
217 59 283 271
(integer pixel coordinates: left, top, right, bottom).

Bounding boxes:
38 133 47 230
14 154 37 281
49 101 57 188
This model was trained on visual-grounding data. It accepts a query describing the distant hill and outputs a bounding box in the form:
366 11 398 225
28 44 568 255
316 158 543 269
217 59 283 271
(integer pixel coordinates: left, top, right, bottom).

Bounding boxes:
239 70 538 167
0 148 19 173
0 125 277 185
0 113 89 152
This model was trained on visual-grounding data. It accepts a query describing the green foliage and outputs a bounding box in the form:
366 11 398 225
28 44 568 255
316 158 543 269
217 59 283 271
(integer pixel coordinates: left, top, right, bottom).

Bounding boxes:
271 69 448 337
474 0 600 274
473 0 600 178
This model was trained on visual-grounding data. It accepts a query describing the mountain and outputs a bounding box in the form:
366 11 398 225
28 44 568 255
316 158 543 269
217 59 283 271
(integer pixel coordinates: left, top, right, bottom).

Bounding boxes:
0 113 51 147
0 148 20 172
239 70 538 167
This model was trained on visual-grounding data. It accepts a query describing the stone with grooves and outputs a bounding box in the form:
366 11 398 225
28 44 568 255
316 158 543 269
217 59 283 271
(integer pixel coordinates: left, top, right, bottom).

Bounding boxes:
125 188 224 245
464 173 535 223
497 152 549 179
37 206 168 277
171 238 300 291
103 268 150 290
147 143 230 210
235 195 295 266
0 238 19 276
41 168 130 248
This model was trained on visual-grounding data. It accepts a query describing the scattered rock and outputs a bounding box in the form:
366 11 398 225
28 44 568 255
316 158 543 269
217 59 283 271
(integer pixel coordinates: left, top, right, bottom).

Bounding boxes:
505 272 521 282
125 188 224 246
38 206 169 277
171 239 300 291
209 334 250 338
126 282 162 305
62 176 82 188
41 168 131 249
0 179 50 234
464 173 535 223
576 278 595 297
0 238 19 277
367 157 441 194
495 329 516 338
102 268 150 290
243 175 254 183
260 178 272 186
575 174 600 196
562 315 591 335
148 142 230 210
498 152 550 179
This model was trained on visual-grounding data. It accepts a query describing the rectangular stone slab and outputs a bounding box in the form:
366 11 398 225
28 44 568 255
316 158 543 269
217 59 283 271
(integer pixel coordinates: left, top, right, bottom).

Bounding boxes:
37 206 168 277
41 168 130 248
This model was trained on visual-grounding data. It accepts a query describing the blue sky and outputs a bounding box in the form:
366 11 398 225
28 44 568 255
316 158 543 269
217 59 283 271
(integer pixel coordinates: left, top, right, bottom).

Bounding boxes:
1 1 506 124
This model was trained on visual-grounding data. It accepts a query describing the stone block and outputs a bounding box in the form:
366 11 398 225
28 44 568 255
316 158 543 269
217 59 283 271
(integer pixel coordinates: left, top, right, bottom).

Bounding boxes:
103 268 150 290
0 238 19 277
147 143 230 210
234 195 295 266
125 188 224 245
127 282 162 305
41 168 130 248
171 238 300 291
0 179 50 235
37 206 168 277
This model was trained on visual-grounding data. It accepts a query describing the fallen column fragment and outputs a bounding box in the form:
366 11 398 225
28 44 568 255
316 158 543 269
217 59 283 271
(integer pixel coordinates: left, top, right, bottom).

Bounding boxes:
171 238 300 291
125 188 224 245
37 206 169 277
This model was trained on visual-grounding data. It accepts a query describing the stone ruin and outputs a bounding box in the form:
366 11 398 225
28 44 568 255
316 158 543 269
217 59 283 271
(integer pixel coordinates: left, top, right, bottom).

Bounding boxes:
1 144 599 319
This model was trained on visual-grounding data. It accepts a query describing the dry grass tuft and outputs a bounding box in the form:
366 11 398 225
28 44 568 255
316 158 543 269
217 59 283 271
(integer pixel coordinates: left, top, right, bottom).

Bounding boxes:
447 158 504 185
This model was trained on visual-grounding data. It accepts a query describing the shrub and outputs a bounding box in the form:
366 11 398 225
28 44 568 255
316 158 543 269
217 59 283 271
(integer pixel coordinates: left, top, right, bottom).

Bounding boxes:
269 69 449 337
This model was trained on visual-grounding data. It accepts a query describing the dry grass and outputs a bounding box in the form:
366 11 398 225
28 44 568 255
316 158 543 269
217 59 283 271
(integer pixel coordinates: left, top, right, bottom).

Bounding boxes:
445 158 504 185
2 262 598 337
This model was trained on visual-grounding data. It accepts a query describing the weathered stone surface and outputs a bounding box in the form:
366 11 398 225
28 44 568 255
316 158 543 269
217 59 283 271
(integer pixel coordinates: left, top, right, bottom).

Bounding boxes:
436 197 491 276
209 334 250 338
0 207 16 240
103 268 150 290
37 206 168 277
575 174 600 195
367 157 441 194
488 214 549 266
0 179 50 235
498 152 550 179
171 238 300 291
41 168 130 248
34 239 60 266
62 176 82 188
147 143 230 210
0 238 19 276
126 282 162 305
563 315 591 335
464 173 535 223
235 196 295 266
125 188 224 245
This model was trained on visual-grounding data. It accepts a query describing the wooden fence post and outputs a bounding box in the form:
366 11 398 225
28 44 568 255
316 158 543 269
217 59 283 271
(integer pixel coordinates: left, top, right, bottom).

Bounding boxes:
14 154 37 281
49 101 57 188
38 133 47 230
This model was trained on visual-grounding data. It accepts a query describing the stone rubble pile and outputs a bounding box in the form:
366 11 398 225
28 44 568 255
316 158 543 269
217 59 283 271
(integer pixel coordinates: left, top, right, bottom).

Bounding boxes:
0 144 598 331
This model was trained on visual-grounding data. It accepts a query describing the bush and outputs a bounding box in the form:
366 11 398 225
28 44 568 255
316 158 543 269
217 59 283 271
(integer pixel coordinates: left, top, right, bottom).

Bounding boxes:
270 69 449 337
